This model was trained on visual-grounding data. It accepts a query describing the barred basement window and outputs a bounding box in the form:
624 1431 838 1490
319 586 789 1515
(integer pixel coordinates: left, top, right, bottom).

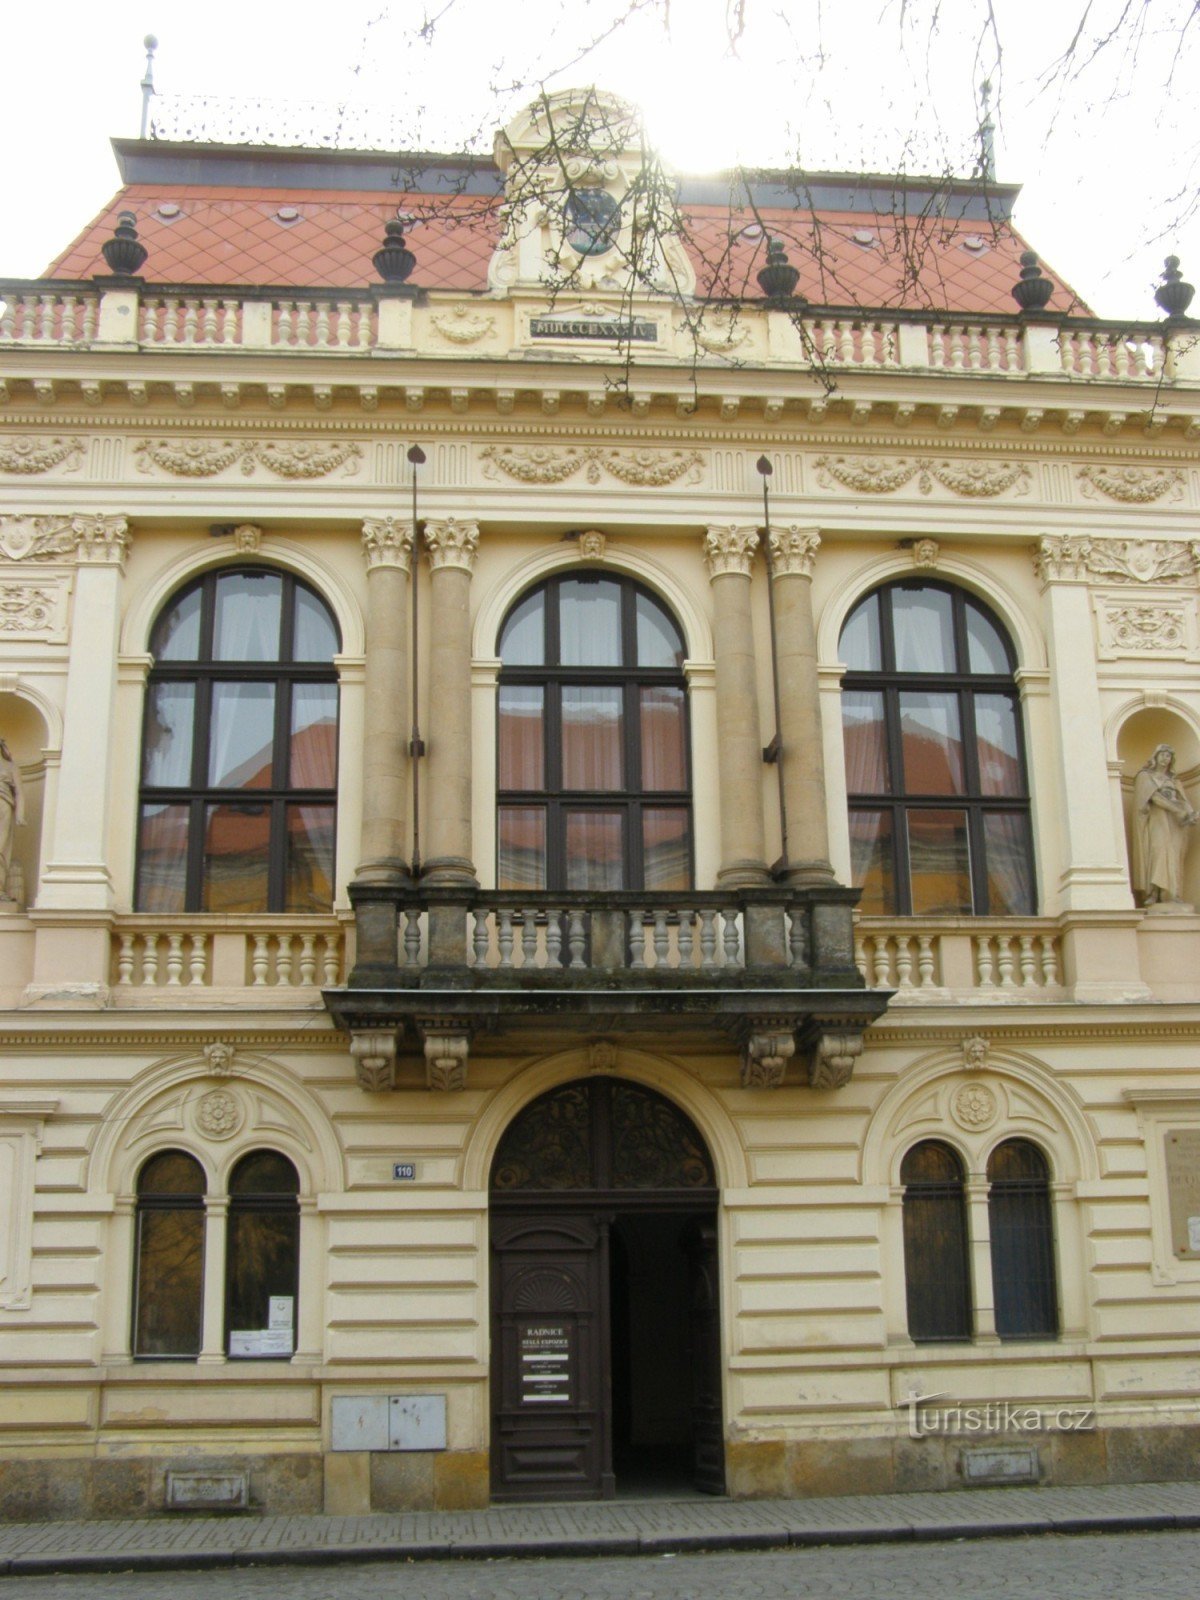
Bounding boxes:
225 1150 300 1360
988 1139 1059 1340
137 567 340 914
497 574 692 891
901 1140 972 1342
840 581 1034 916
132 1150 206 1359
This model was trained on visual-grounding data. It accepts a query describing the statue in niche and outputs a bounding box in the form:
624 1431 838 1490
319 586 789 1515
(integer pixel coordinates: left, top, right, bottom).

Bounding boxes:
0 737 26 902
1132 744 1198 910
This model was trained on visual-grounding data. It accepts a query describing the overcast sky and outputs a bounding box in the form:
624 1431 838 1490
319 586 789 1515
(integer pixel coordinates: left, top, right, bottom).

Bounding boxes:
2 0 1197 319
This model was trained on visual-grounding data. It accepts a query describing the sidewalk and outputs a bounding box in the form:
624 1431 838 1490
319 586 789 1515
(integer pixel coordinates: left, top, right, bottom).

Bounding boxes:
0 1480 1196 1577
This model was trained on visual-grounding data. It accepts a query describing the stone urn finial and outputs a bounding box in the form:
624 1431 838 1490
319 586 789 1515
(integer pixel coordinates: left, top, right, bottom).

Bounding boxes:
373 219 416 284
1155 256 1195 319
1011 250 1053 312
100 211 148 277
757 237 803 302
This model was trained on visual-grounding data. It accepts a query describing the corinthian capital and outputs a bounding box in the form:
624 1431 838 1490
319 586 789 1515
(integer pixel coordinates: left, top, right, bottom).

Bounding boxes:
362 516 414 573
424 518 480 574
768 525 820 578
703 523 758 579
72 515 130 568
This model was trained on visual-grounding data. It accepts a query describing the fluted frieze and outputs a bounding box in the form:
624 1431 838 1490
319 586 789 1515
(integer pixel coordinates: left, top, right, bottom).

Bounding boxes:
704 524 759 579
768 525 820 578
362 516 415 573
424 518 480 573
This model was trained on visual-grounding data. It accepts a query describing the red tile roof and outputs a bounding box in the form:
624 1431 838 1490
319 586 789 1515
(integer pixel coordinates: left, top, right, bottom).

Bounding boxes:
45 182 1087 315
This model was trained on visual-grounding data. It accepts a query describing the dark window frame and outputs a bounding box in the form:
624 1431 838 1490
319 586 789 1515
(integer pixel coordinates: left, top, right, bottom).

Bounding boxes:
131 1149 207 1361
900 1140 974 1344
136 566 340 914
987 1138 1060 1341
224 1149 301 1363
497 574 694 891
840 579 1035 917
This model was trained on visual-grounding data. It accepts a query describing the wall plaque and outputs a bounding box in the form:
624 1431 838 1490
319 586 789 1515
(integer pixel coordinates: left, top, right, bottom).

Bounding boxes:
1165 1129 1200 1257
530 317 657 342
520 1322 572 1404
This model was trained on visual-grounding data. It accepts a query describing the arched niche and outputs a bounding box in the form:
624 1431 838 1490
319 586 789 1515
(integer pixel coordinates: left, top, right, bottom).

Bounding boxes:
1115 705 1200 908
0 691 51 911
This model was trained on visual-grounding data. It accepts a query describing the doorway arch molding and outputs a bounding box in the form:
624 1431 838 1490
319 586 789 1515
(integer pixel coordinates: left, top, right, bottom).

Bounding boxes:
463 1046 747 1193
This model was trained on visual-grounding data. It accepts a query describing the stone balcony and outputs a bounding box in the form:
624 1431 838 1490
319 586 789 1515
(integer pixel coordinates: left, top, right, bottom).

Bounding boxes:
324 884 889 1093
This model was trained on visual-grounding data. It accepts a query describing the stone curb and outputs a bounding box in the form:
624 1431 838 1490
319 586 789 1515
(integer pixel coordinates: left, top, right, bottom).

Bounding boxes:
2 1507 1197 1578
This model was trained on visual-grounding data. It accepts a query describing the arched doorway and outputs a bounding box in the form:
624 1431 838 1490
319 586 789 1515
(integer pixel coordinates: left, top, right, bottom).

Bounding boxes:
489 1077 723 1501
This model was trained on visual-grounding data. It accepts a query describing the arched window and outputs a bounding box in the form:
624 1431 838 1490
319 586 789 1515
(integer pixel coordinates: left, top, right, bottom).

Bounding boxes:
497 574 691 891
988 1140 1058 1340
839 581 1033 916
901 1141 972 1342
137 567 340 914
226 1150 301 1360
133 1150 206 1359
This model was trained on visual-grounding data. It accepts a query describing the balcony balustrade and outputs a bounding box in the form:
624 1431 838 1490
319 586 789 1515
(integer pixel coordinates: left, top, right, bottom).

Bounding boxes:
0 280 1187 388
108 914 346 1001
854 916 1066 1002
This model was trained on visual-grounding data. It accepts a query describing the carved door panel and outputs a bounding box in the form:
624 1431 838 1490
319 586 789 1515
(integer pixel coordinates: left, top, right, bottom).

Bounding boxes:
685 1219 726 1495
490 1212 612 1500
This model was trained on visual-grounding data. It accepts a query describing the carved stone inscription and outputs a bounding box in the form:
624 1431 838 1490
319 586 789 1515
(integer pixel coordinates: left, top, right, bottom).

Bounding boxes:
1165 1129 1200 1257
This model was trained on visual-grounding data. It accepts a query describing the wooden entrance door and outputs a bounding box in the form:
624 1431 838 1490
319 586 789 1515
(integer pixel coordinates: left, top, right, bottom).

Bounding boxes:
490 1079 722 1501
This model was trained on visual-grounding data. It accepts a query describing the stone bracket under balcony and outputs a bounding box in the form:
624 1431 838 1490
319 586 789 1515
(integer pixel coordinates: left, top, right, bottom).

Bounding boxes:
327 884 891 1090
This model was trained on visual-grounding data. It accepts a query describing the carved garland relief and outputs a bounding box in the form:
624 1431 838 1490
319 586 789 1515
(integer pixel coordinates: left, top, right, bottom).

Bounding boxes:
480 444 703 487
134 439 363 479
1078 465 1186 504
0 437 85 475
815 455 1031 497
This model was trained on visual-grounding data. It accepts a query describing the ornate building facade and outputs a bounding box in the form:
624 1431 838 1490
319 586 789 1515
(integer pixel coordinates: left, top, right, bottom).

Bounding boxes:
0 88 1198 1517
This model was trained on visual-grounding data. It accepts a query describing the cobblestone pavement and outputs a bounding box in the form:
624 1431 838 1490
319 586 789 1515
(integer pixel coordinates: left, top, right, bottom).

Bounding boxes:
2 1532 1200 1599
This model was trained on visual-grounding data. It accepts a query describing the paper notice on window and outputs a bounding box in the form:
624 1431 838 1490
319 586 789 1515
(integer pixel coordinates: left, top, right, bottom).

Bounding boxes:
230 1328 294 1357
268 1296 294 1331
1188 1217 1200 1253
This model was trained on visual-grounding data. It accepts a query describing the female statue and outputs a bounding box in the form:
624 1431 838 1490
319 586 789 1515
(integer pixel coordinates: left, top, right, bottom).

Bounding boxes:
1132 744 1198 907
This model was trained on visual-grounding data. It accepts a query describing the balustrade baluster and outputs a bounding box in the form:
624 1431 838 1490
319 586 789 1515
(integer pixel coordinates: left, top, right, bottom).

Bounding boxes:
520 910 539 967
917 934 936 987
497 909 515 968
299 934 317 985
628 911 647 970
117 934 135 985
894 938 914 988
653 910 670 967
166 932 184 985
985 327 1001 370
182 299 199 344
472 909 490 967
274 936 292 986
189 933 208 986
838 322 856 364
322 936 341 985
403 909 422 966
545 910 563 970
721 908 741 967
1040 937 1060 987
82 296 99 341
140 300 157 342
699 909 717 971
872 936 892 988
996 935 1017 988
335 302 353 347
854 934 867 981
251 933 270 985
567 910 587 969
677 911 695 967
975 935 995 987
1019 934 1037 987
202 299 220 343
967 326 984 371
787 908 807 968
141 935 159 986
315 302 331 347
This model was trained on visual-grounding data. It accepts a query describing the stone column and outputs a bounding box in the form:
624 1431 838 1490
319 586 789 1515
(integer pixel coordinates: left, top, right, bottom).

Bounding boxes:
422 518 480 887
768 525 835 885
37 515 129 913
355 516 413 884
703 525 768 887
